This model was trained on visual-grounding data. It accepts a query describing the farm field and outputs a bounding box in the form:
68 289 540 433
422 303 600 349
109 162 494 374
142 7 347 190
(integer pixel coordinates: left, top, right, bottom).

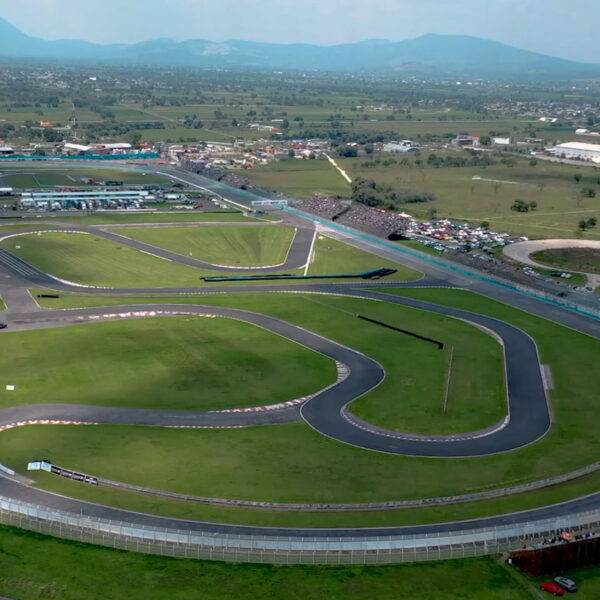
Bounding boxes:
0 526 532 600
245 152 600 240
112 224 297 267
243 159 350 198
338 118 538 138
7 289 600 528
336 153 600 239
127 126 260 143
0 316 334 411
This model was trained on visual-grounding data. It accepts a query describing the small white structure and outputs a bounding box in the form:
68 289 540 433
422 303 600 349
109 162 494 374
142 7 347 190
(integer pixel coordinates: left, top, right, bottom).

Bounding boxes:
63 142 94 154
383 140 420 153
493 137 511 146
96 143 132 151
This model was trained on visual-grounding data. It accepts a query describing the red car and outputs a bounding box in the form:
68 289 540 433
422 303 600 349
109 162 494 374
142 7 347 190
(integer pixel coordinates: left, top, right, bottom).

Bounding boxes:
540 581 565 596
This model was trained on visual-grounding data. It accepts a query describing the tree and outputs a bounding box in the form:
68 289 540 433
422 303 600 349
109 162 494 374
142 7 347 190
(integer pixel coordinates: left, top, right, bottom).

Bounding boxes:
574 173 582 184
479 135 491 146
337 146 358 158
288 149 295 158
126 130 142 147
511 199 530 212
581 187 596 198
281 119 289 130
578 217 597 230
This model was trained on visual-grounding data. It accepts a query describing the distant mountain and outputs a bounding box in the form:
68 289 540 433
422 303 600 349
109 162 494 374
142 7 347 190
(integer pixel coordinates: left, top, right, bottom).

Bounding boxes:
0 16 597 80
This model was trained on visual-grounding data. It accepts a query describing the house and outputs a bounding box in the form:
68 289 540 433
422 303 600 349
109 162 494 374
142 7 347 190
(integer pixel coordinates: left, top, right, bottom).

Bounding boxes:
383 140 420 153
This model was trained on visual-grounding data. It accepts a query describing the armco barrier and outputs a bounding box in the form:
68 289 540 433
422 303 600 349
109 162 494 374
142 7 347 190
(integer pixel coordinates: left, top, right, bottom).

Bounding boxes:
2 495 600 564
282 206 600 323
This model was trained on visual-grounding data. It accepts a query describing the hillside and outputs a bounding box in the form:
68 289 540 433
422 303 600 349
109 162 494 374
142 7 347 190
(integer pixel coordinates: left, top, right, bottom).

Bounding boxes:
0 16 597 80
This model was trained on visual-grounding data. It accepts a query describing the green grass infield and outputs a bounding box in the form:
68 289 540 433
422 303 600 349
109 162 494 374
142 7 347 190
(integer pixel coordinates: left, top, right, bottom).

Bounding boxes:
0 315 335 411
110 224 297 267
1 231 421 287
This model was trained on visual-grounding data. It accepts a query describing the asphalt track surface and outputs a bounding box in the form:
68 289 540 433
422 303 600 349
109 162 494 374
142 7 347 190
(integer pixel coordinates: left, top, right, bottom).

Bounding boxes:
1 298 548 457
0 220 315 273
0 160 599 539
0 220 550 456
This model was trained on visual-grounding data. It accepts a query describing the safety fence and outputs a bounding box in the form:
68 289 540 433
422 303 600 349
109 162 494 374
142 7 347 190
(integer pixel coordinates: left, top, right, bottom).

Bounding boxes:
2 495 600 564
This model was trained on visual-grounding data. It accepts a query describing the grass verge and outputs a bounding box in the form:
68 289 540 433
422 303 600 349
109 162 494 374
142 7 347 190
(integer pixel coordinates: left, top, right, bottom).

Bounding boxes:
0 525 528 600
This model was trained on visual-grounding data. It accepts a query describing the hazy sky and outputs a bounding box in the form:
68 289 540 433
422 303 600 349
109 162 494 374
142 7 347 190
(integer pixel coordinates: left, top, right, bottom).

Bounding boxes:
0 0 597 62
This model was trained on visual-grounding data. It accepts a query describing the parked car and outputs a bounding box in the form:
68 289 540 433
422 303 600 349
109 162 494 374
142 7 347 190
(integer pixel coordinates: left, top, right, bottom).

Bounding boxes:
555 577 577 593
0 323 7 329
540 581 565 595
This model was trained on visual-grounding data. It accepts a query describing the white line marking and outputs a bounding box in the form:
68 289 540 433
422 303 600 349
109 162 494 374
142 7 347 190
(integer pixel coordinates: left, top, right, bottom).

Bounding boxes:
303 231 316 276
138 249 172 262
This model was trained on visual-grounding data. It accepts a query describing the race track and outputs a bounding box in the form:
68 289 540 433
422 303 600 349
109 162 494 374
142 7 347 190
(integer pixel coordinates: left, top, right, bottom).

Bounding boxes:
0 160 599 553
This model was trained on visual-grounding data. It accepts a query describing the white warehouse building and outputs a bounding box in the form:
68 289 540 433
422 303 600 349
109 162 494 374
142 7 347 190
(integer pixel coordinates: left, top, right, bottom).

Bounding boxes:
552 142 600 163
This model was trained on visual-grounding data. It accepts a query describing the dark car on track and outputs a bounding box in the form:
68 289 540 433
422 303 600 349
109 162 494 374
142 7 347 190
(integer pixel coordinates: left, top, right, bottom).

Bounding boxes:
540 581 565 595
555 577 577 593
0 323 7 329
